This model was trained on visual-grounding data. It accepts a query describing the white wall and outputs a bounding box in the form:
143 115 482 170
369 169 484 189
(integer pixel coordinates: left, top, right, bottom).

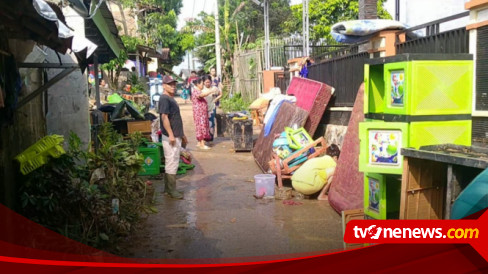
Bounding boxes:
385 0 469 32
63 6 86 36
44 49 90 150
44 6 92 149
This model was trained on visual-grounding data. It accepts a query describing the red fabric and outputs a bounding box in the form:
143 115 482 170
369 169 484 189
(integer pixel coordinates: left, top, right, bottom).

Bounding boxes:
191 88 210 141
187 76 198 85
303 82 333 137
328 84 365 213
286 77 324 112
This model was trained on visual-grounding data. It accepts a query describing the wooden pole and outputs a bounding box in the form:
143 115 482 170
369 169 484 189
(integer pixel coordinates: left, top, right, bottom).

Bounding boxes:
445 164 454 219
94 53 101 109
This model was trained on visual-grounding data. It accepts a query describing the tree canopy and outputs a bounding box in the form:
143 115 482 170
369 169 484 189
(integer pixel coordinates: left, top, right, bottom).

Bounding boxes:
119 0 183 14
185 0 392 77
100 0 190 87
184 0 293 79
112 0 392 77
114 0 189 68
283 0 392 42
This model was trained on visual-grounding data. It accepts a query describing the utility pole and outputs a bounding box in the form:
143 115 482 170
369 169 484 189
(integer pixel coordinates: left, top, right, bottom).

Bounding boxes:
395 0 400 21
187 51 191 70
93 53 100 109
302 0 309 57
251 0 270 70
214 0 222 77
263 0 270 70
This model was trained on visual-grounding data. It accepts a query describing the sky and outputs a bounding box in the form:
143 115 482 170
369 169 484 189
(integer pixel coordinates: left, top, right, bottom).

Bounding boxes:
177 0 301 29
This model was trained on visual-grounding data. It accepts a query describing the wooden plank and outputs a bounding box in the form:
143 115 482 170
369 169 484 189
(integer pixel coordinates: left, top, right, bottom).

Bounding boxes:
127 120 152 134
275 155 283 188
342 209 365 249
400 157 409 219
415 187 421 218
406 193 416 219
433 186 445 219
445 164 454 219
410 159 421 190
402 158 447 219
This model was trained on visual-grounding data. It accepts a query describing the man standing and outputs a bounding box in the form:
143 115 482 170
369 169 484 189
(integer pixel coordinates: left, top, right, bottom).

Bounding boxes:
158 75 187 199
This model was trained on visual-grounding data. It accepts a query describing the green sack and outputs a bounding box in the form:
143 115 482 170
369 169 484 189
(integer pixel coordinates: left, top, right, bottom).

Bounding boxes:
110 100 145 120
107 93 124 104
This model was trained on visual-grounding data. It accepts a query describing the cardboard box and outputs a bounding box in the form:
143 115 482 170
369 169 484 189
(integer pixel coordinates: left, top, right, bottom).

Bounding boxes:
127 120 152 134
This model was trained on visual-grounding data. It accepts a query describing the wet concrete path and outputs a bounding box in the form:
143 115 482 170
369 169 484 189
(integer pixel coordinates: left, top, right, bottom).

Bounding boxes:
117 98 344 261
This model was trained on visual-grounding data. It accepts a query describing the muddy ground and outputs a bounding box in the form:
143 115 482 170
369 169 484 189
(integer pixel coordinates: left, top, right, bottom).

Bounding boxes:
115 97 343 261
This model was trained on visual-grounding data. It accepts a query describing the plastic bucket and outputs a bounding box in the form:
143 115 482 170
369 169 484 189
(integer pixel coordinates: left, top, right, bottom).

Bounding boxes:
254 174 276 197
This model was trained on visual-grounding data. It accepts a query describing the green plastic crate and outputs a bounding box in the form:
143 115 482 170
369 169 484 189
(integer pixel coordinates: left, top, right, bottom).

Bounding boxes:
364 173 402 220
138 145 161 176
15 135 66 175
365 59 473 116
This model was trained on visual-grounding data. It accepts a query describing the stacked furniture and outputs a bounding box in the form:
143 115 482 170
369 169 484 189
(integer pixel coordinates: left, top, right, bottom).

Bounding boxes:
359 54 473 219
269 137 327 188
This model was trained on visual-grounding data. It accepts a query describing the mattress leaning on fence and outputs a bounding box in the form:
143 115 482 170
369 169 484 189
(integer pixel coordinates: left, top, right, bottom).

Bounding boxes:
331 19 408 44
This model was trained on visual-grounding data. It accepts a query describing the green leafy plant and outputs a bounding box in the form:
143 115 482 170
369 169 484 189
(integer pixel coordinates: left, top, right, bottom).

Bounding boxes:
19 126 148 248
220 92 250 113
283 0 391 43
129 73 145 94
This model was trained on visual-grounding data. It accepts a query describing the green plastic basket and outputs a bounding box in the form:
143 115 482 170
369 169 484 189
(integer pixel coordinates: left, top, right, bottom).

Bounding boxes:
15 135 66 175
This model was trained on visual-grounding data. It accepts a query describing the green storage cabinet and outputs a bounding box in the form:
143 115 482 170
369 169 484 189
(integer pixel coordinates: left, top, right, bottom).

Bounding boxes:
365 54 473 116
364 173 402 220
359 121 409 175
138 145 161 176
361 54 473 219
409 120 472 148
359 120 472 174
364 64 386 114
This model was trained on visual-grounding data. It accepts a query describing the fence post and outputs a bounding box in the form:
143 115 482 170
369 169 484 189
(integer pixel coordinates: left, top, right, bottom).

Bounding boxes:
233 51 240 96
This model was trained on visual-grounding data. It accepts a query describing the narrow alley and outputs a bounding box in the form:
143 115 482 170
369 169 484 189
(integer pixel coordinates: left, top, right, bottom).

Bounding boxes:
117 98 344 260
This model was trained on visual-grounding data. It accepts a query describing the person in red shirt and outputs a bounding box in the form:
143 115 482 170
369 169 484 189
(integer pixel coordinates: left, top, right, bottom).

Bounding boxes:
187 70 198 86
